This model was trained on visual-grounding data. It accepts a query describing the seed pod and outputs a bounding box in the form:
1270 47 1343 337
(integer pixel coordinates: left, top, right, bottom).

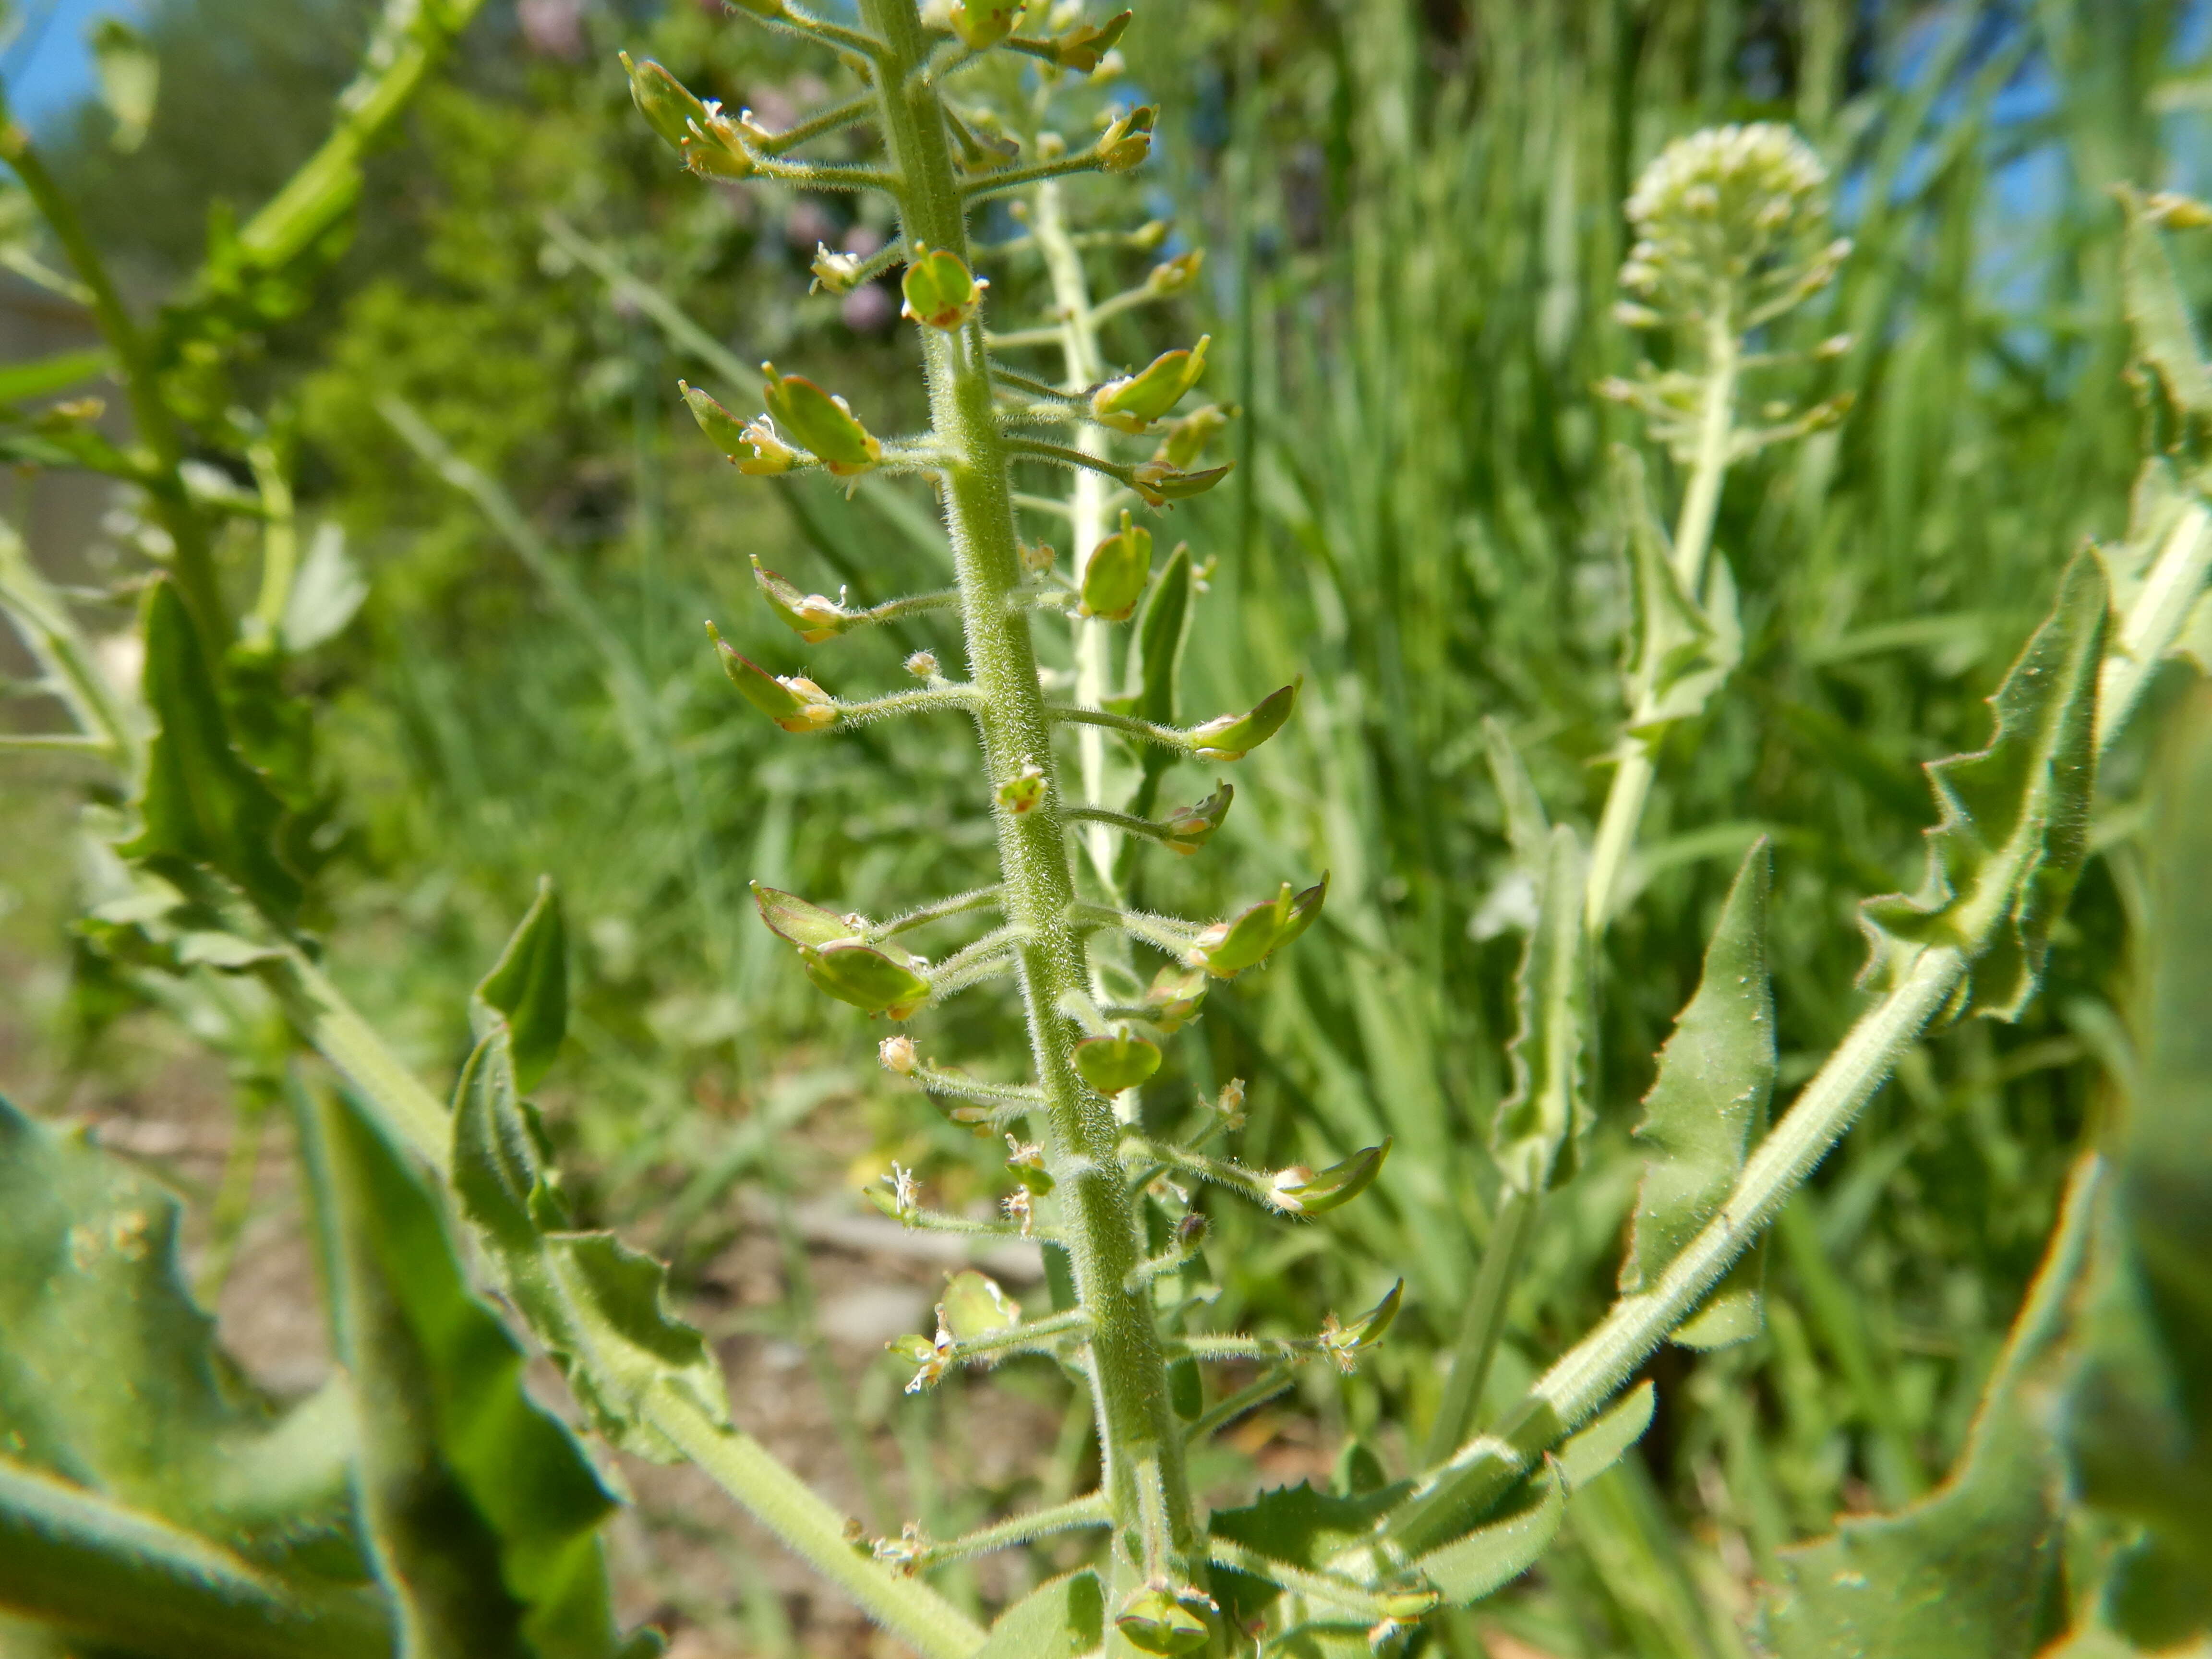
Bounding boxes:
752 882 863 950
620 54 709 154
885 1333 938 1365
1092 337 1208 433
1144 248 1204 296
1268 1138 1390 1216
682 382 795 473
1078 511 1153 620
1188 874 1328 978
1318 1279 1404 1373
1187 681 1298 762
1115 1588 1209 1657
1142 964 1210 1034
1054 10 1132 71
901 246 987 330
948 0 1023 48
708 625 837 732
760 362 883 476
1161 783 1231 854
802 939 931 1019
941 1270 1021 1341
1072 1030 1162 1094
1129 460 1233 507
752 558 853 643
1096 104 1155 172
1151 404 1230 471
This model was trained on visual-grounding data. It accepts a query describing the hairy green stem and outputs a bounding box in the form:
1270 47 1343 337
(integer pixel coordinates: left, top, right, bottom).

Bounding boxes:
857 0 1199 1604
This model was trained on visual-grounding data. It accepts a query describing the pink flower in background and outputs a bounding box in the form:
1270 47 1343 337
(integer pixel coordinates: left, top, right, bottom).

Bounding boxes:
517 0 585 60
785 198 839 252
842 283 895 333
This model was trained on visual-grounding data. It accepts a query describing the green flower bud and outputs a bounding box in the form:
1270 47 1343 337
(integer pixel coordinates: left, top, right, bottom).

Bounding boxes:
1115 1588 1209 1657
803 939 931 1019
1056 11 1132 72
1096 102 1154 171
761 362 883 477
620 53 709 154
1092 336 1208 433
997 764 1047 814
750 881 862 950
1078 510 1153 620
941 1270 1020 1341
1129 460 1233 507
1188 873 1328 978
681 382 794 474
1072 1030 1162 1094
1142 964 1210 1034
1144 248 1203 296
1161 782 1231 855
1318 1279 1403 1374
1151 404 1230 472
752 557 854 643
948 0 1024 49
901 245 987 330
708 624 838 732
1187 680 1298 762
1267 1138 1390 1217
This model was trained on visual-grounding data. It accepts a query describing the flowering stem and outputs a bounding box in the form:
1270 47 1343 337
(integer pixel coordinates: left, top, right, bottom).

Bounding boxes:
857 0 1202 1608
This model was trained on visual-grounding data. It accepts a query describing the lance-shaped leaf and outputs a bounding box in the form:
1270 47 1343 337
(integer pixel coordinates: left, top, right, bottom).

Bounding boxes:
941 1271 1022 1343
1761 1160 2100 1659
451 1031 732 1463
1161 783 1232 854
707 624 837 733
1269 1140 1392 1217
682 384 794 475
1319 1279 1403 1371
760 363 882 476
1415 1462 1566 1607
1142 963 1209 1033
1558 1381 1656 1492
1491 825 1590 1194
751 557 855 643
2117 186 2212 424
752 881 865 950
1078 511 1152 621
901 246 986 330
977 1571 1105 1659
1189 874 1328 978
1188 680 1298 762
2063 698 2212 1647
1617 842 1774 1349
1092 337 1210 433
297 1086 644 1659
619 53 709 154
1072 1030 1162 1093
803 940 933 1020
1860 551 2109 1022
120 577 303 922
1132 542 1192 730
1130 459 1234 507
473 877 568 1093
1613 446 1739 732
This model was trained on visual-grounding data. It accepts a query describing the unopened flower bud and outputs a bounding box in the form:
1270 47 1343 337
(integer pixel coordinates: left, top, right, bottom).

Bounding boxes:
620 53 709 154
1214 1077 1246 1130
1078 511 1153 620
997 764 1047 813
905 650 940 679
1095 103 1155 172
811 243 866 294
1092 336 1209 433
880 1034 918 1075
901 245 988 330
707 624 838 732
1055 10 1132 72
1019 538 1057 575
760 361 882 476
1187 680 1298 762
1265 1139 1390 1216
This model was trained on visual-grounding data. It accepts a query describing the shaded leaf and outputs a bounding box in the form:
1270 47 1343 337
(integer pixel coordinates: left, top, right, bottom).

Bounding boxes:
1207 1482 1409 1627
1491 825 1590 1192
119 578 303 922
0 345 112 405
2117 187 2212 422
474 878 568 1093
977 1570 1105 1659
1861 552 2109 1021
1618 843 1774 1348
1559 1381 1656 1491
1415 1462 1566 1607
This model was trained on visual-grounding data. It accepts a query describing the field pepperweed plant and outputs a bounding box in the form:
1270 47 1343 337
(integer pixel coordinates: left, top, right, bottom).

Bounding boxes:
2 2 2211 1658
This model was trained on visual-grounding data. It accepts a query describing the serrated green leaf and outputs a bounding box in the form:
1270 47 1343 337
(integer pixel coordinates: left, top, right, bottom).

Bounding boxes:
1760 1157 2100 1659
1491 825 1590 1193
119 578 303 923
977 1570 1105 1659
474 878 568 1093
1618 843 1774 1349
1414 1462 1565 1606
299 1086 638 1659
1614 445 1740 732
2064 696 2212 1647
451 1033 730 1464
1481 717 1549 868
1860 552 2109 1022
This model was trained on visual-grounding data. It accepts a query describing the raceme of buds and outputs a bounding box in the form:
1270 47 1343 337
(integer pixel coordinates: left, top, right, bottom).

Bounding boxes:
998 764 1047 813
682 382 795 475
941 1270 1021 1341
760 362 883 476
1095 103 1154 172
1152 406 1229 472
1142 964 1209 1033
1161 783 1231 854
1072 1030 1162 1094
901 246 987 330
1264 1138 1390 1216
1187 680 1298 762
1092 336 1210 433
949 0 1024 49
708 624 837 733
1188 874 1329 978
1078 511 1152 620
753 557 854 643
1318 1280 1404 1374
1115 1587 1210 1657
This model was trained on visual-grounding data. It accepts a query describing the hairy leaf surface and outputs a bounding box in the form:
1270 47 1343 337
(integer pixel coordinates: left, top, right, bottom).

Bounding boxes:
976 1570 1105 1658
